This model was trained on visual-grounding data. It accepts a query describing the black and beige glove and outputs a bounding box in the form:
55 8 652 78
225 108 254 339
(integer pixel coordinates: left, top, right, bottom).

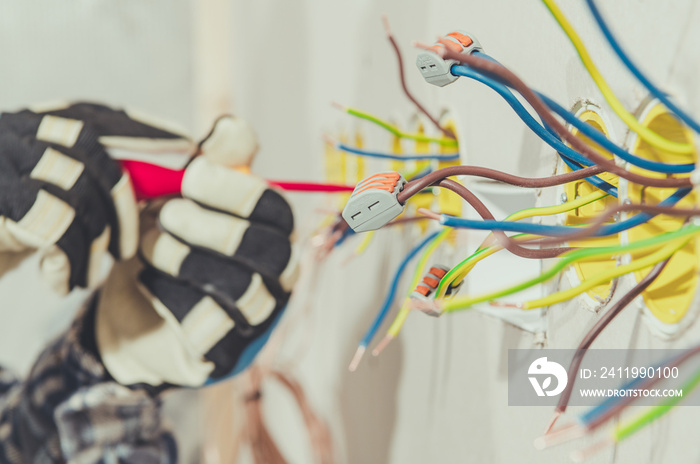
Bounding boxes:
96 118 299 387
0 103 191 293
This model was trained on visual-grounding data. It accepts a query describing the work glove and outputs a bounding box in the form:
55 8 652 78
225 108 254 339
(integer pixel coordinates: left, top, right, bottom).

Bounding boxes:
96 116 299 388
0 103 192 293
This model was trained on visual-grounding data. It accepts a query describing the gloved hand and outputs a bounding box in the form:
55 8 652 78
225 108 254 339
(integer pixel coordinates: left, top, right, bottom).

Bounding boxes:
0 103 192 293
96 117 299 387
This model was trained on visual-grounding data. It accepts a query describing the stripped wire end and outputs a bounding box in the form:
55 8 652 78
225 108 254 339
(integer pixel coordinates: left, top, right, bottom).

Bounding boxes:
413 40 446 57
322 133 337 146
411 297 444 317
372 334 394 357
417 207 443 222
544 410 561 434
341 252 358 267
534 421 584 450
489 300 524 309
330 101 346 111
381 14 392 38
570 439 612 463
348 345 367 372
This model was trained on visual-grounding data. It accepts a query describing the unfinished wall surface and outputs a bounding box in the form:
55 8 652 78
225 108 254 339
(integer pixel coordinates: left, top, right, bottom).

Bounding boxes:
1 1 699 463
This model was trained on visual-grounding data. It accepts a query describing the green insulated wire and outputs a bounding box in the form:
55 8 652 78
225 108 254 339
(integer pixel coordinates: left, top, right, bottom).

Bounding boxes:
435 190 608 297
346 107 459 148
615 367 700 442
443 224 700 312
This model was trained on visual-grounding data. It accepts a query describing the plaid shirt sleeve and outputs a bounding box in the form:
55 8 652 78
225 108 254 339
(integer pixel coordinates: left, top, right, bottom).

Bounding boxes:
0 298 177 464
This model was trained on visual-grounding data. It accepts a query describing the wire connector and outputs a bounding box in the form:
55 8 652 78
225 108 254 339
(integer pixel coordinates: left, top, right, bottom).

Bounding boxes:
416 31 482 87
411 265 449 301
410 265 456 317
342 172 406 232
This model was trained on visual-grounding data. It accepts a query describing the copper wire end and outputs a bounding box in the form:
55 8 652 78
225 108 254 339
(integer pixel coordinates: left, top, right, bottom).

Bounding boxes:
413 40 446 58
372 335 394 357
381 15 392 38
490 300 524 309
570 439 611 463
322 133 337 145
341 252 358 267
544 411 561 434
348 346 367 372
417 207 442 221
534 422 583 450
330 101 346 111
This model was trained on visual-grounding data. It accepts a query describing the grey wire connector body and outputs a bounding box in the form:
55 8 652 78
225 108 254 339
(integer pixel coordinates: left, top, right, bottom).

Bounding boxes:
416 31 482 87
342 171 407 232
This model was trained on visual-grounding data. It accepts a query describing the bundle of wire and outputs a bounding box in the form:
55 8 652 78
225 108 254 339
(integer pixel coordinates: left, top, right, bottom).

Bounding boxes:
334 4 700 452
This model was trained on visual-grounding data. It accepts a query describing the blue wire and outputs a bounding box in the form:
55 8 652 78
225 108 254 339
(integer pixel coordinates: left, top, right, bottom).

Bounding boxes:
580 345 700 426
450 53 691 237
450 64 618 197
539 93 694 174
586 0 700 135
440 188 691 236
408 166 433 181
358 231 441 349
451 64 592 168
337 143 460 161
460 54 694 174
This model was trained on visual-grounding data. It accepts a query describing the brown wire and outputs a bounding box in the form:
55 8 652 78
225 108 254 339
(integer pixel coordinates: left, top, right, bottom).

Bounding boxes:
397 164 606 203
270 371 335 464
245 366 288 464
243 366 335 464
587 343 700 431
438 178 573 258
382 17 456 140
554 257 672 419
431 46 693 189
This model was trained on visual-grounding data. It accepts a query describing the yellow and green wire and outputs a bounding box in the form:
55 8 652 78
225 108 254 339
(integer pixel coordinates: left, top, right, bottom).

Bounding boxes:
541 0 694 155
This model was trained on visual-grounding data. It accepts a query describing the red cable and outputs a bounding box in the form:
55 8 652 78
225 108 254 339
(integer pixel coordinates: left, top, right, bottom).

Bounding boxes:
267 181 355 193
120 159 355 200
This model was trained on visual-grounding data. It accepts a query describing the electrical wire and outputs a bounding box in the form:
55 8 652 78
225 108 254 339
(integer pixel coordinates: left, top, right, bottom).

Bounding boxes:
352 230 376 257
449 64 619 194
437 178 574 259
585 0 700 135
536 277 693 454
382 15 455 140
614 367 700 438
434 190 608 298
541 0 694 155
334 141 460 161
510 236 688 309
569 349 700 460
540 256 675 435
244 366 335 464
579 346 700 432
438 186 690 237
373 227 454 356
418 44 694 189
432 195 698 312
348 230 441 371
536 91 695 174
439 224 700 313
396 164 606 203
454 58 695 174
332 103 458 148
268 181 356 193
